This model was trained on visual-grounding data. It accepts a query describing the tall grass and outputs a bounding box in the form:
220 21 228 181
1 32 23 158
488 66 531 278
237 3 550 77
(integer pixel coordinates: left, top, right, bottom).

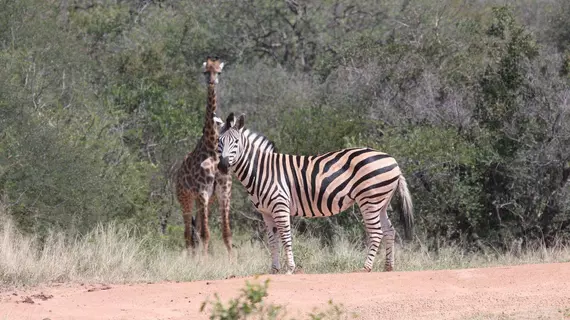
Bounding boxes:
1 204 570 288
0 217 269 287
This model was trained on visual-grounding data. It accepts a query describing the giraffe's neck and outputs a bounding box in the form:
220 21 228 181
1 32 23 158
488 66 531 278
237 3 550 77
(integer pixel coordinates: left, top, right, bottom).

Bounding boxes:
203 83 218 153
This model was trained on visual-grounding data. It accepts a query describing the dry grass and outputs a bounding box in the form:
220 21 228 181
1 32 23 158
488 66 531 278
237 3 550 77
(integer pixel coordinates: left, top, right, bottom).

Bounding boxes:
1 206 570 288
0 218 268 288
397 237 570 272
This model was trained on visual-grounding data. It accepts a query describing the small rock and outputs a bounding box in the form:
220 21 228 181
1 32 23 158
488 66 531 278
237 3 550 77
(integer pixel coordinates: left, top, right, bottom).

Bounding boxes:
87 286 111 293
32 293 54 301
21 296 34 304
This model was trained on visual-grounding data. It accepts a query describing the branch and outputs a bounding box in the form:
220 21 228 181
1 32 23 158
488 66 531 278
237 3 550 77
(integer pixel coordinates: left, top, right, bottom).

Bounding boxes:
562 164 570 187
234 208 263 223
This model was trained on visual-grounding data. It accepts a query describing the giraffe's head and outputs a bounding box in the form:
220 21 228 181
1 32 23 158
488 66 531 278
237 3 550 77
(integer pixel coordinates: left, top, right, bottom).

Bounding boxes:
203 56 224 85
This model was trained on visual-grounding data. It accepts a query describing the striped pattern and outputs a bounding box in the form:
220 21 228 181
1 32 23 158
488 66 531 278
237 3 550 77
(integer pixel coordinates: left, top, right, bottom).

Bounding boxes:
218 114 413 274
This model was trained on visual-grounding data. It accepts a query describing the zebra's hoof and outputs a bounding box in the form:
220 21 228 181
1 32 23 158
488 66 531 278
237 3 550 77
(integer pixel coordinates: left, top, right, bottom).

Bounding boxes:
360 267 372 273
270 267 280 274
384 266 394 272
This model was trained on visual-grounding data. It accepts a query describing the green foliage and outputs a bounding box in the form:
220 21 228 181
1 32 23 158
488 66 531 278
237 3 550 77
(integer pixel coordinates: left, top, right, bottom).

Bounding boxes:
477 6 539 136
1 108 156 235
278 106 367 156
201 279 349 320
201 279 287 320
70 3 131 41
308 300 350 320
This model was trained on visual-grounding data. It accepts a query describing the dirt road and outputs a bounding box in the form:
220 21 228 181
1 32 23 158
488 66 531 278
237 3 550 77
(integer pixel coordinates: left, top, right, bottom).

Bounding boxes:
2 262 570 320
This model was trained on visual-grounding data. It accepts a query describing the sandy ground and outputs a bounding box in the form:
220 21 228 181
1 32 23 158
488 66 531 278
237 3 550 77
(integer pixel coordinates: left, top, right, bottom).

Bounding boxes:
1 262 570 320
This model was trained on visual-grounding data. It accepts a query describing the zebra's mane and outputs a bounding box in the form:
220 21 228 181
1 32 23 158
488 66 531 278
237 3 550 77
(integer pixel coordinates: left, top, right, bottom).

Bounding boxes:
242 128 278 154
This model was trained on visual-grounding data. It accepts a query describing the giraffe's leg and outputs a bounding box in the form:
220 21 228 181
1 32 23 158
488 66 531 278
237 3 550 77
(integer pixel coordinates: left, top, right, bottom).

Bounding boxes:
215 176 233 257
261 213 280 273
271 206 295 274
379 204 396 272
357 200 386 272
196 193 211 256
179 195 196 254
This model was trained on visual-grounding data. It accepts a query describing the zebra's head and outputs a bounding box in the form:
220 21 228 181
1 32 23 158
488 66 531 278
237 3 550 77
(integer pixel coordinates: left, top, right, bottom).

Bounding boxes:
218 112 245 174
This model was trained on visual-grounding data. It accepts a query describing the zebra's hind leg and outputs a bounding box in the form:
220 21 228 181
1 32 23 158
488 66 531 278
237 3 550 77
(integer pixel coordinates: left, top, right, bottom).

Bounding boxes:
379 204 396 272
262 213 281 274
359 203 385 272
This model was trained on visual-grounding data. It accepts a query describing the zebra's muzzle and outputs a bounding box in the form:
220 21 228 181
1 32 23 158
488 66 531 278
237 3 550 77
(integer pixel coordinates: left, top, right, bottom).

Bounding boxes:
218 156 230 174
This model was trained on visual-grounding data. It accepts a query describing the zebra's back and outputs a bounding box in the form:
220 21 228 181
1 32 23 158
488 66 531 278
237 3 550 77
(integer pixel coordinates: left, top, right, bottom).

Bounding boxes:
276 147 402 217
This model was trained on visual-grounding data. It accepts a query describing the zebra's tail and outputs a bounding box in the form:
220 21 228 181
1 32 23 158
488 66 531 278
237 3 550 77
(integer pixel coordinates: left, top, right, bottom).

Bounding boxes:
397 175 414 241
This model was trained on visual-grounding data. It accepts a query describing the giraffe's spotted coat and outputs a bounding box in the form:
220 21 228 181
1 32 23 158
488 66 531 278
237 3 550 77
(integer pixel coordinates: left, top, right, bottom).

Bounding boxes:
175 57 233 256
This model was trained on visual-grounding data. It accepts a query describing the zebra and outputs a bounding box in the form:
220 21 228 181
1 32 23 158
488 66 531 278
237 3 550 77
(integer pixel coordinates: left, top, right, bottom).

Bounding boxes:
217 113 414 274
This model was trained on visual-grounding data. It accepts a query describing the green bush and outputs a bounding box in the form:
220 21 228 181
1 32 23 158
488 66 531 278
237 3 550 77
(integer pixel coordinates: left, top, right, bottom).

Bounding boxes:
201 279 286 320
201 279 349 320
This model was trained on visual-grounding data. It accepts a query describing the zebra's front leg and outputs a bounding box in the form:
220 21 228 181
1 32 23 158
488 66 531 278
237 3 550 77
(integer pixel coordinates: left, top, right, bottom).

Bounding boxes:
262 213 280 274
272 207 295 275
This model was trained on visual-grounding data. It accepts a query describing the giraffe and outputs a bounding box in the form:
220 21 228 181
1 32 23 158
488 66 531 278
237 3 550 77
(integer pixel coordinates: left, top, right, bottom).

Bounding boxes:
175 56 233 256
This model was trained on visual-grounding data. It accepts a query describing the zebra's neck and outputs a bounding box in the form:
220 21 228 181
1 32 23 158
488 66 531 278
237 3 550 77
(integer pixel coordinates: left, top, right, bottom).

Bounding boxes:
233 129 276 197
242 129 276 153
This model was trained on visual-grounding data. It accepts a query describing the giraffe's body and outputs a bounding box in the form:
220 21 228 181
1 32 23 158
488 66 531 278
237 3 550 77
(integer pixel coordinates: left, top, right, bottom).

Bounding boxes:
175 57 232 255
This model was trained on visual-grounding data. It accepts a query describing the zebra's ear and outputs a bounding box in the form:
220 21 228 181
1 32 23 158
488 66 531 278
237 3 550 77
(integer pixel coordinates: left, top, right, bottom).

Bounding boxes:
237 113 245 129
225 112 236 128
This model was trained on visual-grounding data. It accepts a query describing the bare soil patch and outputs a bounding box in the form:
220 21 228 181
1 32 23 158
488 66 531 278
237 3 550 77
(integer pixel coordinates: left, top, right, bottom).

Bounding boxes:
2 262 569 320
